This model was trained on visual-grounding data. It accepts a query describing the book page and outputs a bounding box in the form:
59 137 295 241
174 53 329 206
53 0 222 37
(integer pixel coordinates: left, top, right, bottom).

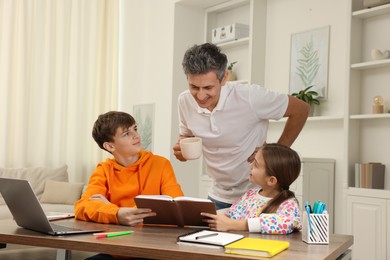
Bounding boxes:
46 212 75 221
174 196 212 202
134 195 173 201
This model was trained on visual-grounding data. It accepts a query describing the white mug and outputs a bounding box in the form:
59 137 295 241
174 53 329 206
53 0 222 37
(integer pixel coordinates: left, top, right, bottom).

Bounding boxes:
180 137 202 160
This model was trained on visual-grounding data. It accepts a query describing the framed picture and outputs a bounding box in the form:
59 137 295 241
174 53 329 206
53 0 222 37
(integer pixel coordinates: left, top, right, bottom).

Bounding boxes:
289 26 330 99
133 103 155 151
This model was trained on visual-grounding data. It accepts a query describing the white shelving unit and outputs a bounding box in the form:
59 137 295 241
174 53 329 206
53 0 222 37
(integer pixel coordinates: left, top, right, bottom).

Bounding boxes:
346 1 390 258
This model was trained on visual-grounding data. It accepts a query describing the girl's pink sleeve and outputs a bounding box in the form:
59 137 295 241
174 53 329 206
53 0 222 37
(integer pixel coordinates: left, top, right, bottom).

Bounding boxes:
248 198 301 234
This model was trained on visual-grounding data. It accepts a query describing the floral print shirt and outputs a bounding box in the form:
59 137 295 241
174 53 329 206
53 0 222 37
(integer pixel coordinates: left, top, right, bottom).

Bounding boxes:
227 187 301 234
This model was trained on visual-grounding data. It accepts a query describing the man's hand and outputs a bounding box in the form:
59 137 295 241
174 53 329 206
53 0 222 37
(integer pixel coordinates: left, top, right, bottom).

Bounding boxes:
201 212 248 231
117 208 156 226
173 136 192 162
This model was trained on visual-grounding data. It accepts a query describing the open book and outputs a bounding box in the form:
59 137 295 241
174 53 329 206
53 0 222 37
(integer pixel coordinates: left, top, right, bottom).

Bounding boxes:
134 195 216 227
46 212 75 221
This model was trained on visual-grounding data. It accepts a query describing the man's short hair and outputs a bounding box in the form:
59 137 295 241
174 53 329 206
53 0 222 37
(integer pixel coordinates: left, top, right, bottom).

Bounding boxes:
182 43 227 82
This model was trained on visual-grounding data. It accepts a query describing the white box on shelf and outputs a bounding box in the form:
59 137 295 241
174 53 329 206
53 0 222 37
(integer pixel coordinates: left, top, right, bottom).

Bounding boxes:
211 23 249 44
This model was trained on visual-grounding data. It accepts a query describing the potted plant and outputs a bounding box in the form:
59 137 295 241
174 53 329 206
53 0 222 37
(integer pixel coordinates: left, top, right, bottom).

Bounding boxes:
291 85 320 116
226 61 237 81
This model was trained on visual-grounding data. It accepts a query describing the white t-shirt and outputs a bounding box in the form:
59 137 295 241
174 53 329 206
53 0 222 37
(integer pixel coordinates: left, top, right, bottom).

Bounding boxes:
178 82 288 203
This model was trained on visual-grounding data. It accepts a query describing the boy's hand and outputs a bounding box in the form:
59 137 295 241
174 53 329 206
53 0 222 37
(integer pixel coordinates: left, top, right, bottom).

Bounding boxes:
117 208 156 226
201 212 248 231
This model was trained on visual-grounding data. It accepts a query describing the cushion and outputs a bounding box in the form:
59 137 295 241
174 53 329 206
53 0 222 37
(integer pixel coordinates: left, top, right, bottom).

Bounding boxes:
40 180 84 205
0 165 68 205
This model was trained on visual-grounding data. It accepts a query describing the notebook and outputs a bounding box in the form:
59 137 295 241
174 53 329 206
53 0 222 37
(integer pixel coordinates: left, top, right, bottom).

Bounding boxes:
0 177 103 235
224 237 290 257
177 230 244 248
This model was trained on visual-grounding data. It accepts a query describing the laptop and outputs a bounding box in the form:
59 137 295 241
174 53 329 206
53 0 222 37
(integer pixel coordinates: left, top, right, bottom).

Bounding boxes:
0 177 103 235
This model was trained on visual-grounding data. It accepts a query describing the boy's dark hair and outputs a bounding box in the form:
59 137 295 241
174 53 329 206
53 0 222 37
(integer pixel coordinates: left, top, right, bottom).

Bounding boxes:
260 143 301 214
182 43 228 82
92 111 136 151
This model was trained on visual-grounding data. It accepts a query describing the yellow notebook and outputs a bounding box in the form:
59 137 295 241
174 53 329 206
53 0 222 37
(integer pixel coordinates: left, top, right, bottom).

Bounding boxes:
224 237 290 258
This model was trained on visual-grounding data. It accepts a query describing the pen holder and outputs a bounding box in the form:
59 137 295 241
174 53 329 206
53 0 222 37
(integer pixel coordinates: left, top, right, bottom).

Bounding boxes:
302 211 329 244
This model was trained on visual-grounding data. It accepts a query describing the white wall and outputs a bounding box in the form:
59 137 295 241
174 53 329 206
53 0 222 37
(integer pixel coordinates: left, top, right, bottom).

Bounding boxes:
119 0 175 159
119 0 202 197
264 0 350 233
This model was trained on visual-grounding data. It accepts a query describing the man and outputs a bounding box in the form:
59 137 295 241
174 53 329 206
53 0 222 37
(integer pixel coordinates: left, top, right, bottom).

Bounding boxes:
173 43 309 210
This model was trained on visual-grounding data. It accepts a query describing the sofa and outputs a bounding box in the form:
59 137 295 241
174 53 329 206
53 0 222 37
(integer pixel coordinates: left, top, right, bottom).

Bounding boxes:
0 165 96 259
0 165 84 220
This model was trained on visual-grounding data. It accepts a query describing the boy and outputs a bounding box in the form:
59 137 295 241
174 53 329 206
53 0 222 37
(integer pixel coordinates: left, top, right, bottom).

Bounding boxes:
75 111 184 226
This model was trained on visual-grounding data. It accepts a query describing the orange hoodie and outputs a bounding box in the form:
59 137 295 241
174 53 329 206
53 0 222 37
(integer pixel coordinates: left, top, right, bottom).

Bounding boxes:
74 150 184 224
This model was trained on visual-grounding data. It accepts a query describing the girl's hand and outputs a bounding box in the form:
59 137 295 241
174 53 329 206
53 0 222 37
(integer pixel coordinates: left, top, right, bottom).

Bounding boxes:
201 212 246 231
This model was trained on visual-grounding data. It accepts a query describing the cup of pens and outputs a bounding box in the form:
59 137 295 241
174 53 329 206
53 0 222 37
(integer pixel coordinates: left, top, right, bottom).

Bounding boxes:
302 201 329 244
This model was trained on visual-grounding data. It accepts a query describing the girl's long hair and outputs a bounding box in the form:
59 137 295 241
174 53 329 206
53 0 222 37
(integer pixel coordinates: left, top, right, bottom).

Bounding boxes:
260 143 301 214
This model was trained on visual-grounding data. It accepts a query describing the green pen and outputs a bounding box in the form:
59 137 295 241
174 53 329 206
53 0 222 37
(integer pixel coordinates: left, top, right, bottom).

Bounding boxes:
96 231 133 239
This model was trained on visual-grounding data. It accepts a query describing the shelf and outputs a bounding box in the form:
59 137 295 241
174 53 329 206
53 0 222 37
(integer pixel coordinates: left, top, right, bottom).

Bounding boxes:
352 3 390 19
307 115 344 121
351 59 390 70
271 115 343 123
227 79 248 84
347 187 390 199
205 0 249 13
350 113 390 119
215 37 250 49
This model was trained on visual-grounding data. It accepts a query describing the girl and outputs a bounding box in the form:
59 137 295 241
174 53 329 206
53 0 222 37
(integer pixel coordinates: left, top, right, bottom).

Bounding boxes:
201 143 301 234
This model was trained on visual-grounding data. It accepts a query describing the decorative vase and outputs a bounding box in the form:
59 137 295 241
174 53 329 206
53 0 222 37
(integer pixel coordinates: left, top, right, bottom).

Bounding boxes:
226 70 236 81
309 105 316 117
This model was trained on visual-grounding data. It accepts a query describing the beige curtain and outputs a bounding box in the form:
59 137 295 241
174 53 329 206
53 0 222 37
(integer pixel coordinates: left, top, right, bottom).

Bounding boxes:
0 0 119 182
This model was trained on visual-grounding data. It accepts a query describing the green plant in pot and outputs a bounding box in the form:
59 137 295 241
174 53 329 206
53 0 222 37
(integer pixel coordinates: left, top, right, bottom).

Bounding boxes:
291 85 320 116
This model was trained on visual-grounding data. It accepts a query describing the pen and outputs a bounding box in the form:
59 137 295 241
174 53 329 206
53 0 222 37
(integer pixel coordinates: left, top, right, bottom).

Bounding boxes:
313 201 320 213
195 233 218 240
96 231 133 239
305 201 312 234
93 231 133 236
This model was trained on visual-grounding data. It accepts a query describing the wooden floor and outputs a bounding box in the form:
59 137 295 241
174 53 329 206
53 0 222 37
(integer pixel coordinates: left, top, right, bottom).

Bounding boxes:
0 244 95 260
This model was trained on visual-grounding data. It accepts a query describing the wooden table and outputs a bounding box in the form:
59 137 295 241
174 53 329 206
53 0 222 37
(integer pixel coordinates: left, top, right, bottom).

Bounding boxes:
0 219 353 260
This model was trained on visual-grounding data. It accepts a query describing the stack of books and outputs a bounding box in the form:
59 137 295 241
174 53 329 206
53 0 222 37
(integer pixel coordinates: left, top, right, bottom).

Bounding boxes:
354 162 385 189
